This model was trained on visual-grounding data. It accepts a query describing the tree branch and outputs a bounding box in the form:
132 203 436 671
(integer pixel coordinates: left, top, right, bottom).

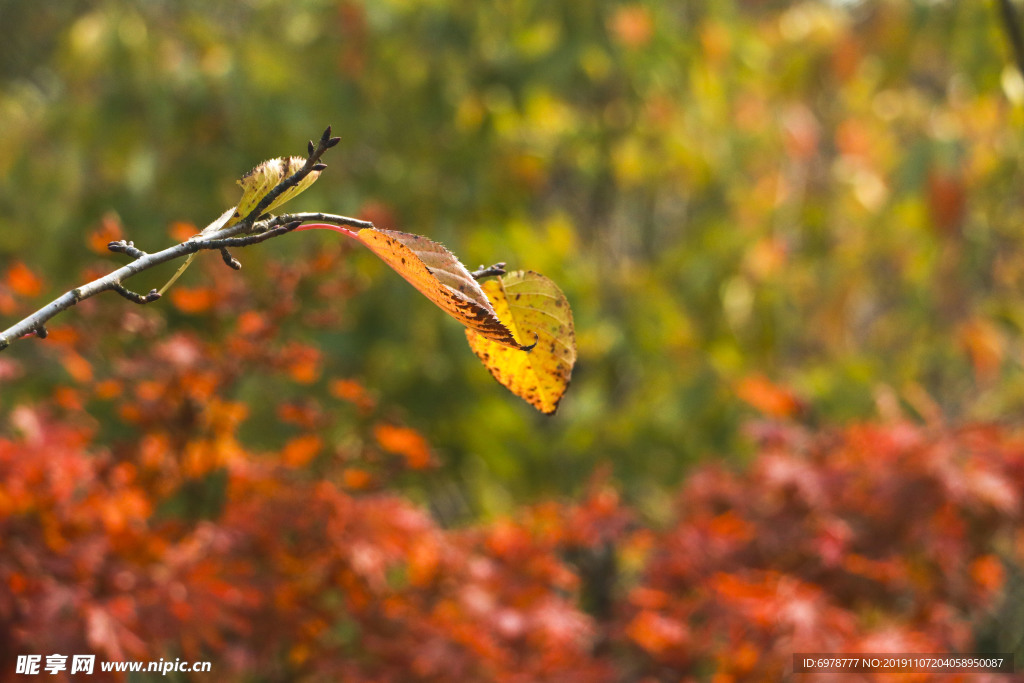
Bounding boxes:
0 120 386 353
0 129 375 355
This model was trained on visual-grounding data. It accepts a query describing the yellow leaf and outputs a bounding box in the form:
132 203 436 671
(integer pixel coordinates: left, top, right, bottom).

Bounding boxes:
466 270 576 414
234 156 322 223
355 228 521 347
168 157 321 293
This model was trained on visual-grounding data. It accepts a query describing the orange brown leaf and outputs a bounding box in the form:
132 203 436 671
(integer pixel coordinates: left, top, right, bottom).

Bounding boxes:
355 228 520 347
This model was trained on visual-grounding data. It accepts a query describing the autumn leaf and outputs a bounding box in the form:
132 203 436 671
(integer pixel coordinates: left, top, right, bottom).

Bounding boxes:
233 156 323 223
354 228 521 347
162 156 324 295
465 270 576 414
200 156 323 238
293 224 576 408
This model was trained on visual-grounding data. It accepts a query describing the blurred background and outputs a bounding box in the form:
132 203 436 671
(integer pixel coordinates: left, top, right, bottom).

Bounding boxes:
4 0 1024 679
5 0 1023 514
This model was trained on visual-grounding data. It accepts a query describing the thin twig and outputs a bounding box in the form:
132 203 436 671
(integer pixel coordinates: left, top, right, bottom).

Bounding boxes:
107 241 147 259
197 220 305 249
111 283 161 304
471 262 507 280
0 126 375 352
998 0 1024 80
274 212 374 231
220 248 242 270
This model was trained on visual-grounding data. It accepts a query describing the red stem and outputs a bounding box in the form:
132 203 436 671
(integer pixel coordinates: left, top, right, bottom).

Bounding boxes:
293 223 361 239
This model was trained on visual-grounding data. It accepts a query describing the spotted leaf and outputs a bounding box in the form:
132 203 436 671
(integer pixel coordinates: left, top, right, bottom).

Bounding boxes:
355 228 521 348
466 270 576 414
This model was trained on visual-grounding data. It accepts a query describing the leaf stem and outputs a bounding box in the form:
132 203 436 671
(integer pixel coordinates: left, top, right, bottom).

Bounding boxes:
293 223 362 239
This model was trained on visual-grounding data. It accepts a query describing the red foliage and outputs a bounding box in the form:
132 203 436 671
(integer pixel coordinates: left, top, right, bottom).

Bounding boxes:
2 249 1021 681
0 406 613 681
4 408 1019 680
621 422 1023 680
